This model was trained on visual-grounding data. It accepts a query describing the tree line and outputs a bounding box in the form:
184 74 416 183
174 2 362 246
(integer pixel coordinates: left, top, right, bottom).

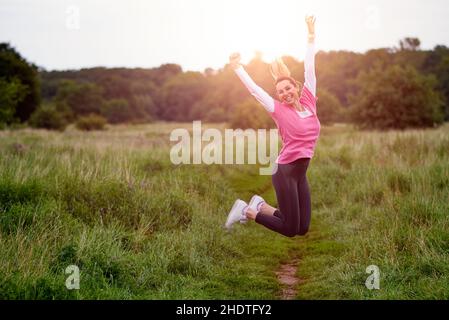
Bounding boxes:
1 38 448 130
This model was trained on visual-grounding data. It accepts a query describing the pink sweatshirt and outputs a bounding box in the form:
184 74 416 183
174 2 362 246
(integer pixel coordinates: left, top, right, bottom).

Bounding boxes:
234 42 320 164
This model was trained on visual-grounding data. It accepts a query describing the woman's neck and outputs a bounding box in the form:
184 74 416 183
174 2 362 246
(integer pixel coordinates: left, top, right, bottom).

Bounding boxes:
291 99 305 112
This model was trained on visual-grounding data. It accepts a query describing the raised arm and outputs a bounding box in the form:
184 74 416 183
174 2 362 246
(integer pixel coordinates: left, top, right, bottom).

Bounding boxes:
229 53 275 113
304 15 316 97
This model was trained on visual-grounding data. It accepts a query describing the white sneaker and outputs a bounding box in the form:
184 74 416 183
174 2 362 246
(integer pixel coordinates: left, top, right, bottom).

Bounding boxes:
249 195 265 213
225 199 248 229
239 195 265 224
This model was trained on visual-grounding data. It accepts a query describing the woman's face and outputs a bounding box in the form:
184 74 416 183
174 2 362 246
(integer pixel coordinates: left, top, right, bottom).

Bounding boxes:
276 79 300 105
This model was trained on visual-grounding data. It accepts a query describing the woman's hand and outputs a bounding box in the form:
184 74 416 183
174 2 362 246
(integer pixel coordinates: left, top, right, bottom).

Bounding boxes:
229 52 241 70
305 15 316 35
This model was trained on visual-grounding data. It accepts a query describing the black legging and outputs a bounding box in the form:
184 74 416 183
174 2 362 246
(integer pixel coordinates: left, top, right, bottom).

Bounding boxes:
255 158 311 238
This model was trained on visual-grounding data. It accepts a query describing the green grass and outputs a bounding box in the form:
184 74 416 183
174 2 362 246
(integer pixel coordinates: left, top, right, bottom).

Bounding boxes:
0 124 298 299
295 124 449 299
0 123 448 299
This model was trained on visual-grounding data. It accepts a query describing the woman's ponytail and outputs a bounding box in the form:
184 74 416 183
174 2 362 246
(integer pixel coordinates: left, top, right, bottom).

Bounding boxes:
270 57 291 80
270 57 301 87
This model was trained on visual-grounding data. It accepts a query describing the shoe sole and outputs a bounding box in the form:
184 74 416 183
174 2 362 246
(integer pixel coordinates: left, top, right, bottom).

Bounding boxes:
225 200 244 229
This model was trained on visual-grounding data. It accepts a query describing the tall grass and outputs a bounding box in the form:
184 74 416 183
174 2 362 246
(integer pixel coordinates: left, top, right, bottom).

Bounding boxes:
0 124 294 299
0 122 448 299
297 124 449 299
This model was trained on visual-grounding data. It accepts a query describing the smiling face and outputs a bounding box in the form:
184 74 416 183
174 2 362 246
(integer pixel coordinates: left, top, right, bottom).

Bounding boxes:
276 79 300 106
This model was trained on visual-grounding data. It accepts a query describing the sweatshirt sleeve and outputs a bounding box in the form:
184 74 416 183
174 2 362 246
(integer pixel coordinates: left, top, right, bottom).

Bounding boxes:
234 65 275 113
304 41 316 97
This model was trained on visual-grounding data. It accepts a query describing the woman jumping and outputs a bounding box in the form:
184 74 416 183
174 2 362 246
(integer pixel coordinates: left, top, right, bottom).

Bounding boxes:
225 15 320 238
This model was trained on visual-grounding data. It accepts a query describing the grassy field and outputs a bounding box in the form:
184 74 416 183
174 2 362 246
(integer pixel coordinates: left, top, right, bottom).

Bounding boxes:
0 122 448 299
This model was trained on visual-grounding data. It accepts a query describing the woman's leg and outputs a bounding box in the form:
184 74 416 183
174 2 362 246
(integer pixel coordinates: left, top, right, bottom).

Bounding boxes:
254 163 300 237
270 159 311 236
297 173 311 236
260 202 277 215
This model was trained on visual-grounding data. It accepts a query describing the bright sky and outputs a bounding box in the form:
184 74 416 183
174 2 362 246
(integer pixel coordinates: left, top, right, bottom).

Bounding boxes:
1 0 449 71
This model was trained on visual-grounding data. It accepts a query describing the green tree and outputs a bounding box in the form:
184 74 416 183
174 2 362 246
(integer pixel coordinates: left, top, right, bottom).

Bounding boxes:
423 45 449 120
96 75 130 100
349 64 445 129
230 98 274 129
437 56 449 120
0 43 41 122
150 63 183 86
194 66 251 121
189 90 229 122
130 95 154 122
126 80 154 122
399 37 421 51
0 77 27 126
316 88 345 124
394 38 427 71
160 72 207 121
316 50 363 106
101 99 132 124
54 80 104 120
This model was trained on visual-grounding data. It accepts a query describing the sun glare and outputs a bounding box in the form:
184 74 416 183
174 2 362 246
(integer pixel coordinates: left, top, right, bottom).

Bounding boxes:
129 0 347 71
225 0 309 64
206 0 334 66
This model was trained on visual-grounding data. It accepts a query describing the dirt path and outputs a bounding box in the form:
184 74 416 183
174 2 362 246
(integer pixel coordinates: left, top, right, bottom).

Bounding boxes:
275 259 301 300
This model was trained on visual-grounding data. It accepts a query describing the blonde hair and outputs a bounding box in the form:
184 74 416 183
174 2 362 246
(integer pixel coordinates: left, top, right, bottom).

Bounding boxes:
270 57 301 87
270 58 291 79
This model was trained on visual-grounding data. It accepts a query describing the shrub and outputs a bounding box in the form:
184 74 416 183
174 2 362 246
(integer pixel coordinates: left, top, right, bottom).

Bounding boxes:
29 104 67 131
230 98 274 129
75 114 107 131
